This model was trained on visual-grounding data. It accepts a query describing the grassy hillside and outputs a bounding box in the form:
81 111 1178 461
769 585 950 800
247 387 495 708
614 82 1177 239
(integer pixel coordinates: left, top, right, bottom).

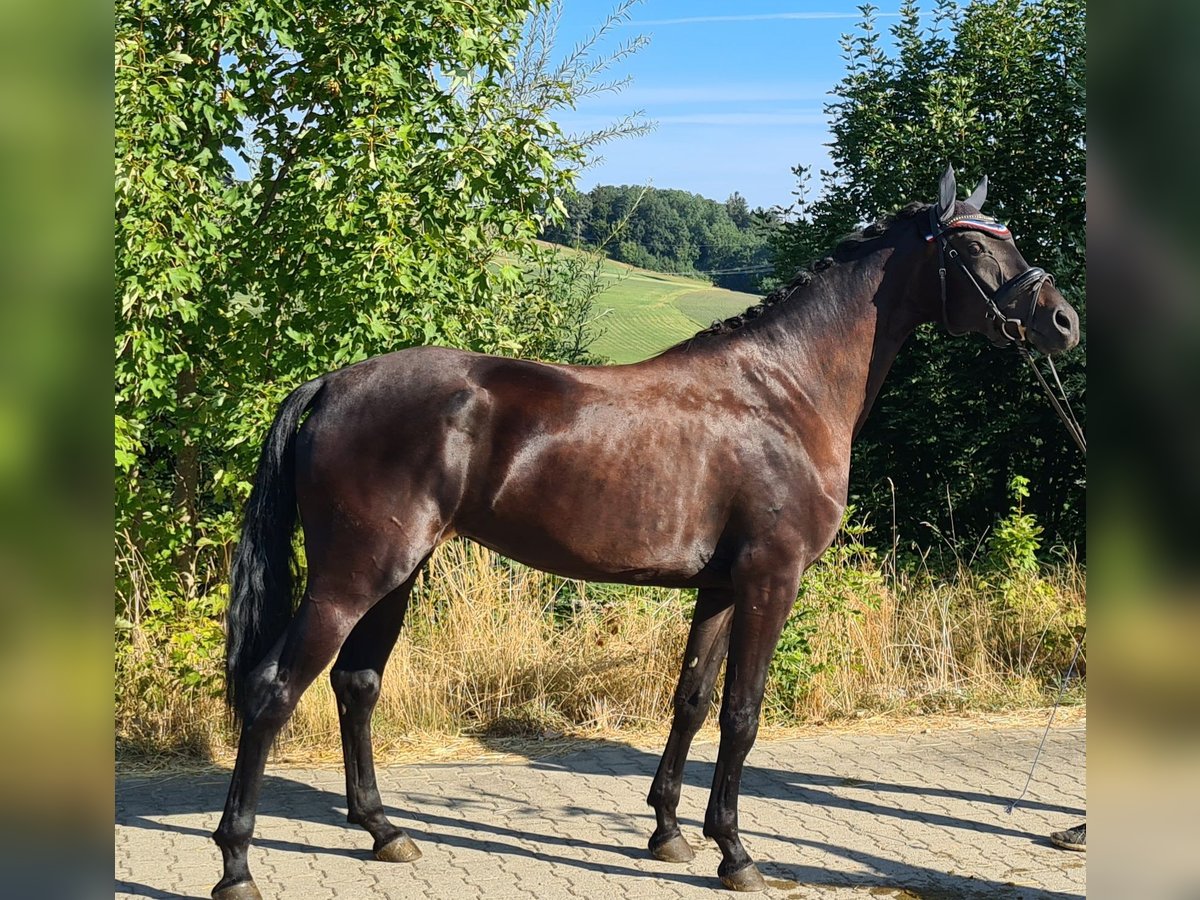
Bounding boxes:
574 252 762 363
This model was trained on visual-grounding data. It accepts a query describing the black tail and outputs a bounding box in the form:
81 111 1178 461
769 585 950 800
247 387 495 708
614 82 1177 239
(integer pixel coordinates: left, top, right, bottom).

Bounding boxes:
225 376 326 720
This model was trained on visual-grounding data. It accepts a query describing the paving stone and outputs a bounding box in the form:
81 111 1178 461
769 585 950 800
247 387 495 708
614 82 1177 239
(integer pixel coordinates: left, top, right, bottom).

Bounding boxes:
117 725 1085 899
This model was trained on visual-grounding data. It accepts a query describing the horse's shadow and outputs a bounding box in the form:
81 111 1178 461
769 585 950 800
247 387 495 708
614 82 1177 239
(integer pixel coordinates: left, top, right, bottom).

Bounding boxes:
117 734 1084 899
477 732 1083 823
117 766 720 893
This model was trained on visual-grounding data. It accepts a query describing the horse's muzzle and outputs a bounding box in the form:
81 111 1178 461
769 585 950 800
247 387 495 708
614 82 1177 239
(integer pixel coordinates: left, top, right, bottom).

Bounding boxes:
1027 291 1080 354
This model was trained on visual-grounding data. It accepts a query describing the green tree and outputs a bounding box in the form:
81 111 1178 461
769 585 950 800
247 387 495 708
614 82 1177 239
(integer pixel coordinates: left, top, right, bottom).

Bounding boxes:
772 0 1085 555
115 1 645 625
544 183 777 290
725 192 752 229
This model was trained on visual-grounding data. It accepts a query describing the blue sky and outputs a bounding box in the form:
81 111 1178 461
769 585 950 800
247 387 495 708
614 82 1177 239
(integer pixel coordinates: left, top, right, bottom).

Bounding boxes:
552 2 903 210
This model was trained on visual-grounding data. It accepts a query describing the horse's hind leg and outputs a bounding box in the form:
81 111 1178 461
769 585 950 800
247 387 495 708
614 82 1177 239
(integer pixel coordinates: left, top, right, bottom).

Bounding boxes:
212 535 435 899
331 566 426 862
212 595 364 900
647 588 734 862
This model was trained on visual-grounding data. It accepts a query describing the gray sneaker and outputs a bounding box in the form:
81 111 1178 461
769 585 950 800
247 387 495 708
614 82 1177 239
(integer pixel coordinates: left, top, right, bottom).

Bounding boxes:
1049 823 1085 851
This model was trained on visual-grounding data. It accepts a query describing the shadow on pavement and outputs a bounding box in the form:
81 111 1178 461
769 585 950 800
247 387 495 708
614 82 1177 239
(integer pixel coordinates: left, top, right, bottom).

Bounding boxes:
115 881 197 900
756 837 1084 900
117 730 1083 899
472 732 1083 819
117 772 717 894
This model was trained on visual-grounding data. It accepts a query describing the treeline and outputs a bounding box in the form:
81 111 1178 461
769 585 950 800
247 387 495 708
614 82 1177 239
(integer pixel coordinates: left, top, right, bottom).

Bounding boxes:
541 185 778 292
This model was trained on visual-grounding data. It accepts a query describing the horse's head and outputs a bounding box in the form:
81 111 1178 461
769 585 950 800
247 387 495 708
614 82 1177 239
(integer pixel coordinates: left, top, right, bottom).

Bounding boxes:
928 165 1080 354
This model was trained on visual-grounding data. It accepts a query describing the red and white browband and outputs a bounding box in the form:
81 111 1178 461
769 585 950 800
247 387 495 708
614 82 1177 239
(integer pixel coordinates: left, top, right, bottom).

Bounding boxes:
925 216 1012 241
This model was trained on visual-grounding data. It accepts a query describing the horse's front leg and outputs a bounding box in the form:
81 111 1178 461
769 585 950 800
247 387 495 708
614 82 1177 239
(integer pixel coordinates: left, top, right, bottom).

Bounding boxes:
647 587 734 862
703 564 801 892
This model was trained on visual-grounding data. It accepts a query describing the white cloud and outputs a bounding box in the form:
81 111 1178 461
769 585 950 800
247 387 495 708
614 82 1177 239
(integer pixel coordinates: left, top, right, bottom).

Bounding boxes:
563 109 826 129
630 11 900 26
613 84 831 105
654 112 827 127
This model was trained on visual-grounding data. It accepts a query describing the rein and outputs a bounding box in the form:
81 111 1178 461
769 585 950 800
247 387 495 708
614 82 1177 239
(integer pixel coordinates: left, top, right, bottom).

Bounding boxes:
927 207 1086 455
926 208 1087 815
1017 347 1087 454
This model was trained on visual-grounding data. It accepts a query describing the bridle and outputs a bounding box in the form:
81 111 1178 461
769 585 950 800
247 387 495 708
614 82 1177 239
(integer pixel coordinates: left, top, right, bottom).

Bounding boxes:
923 195 1085 818
927 205 1052 344
926 206 1086 455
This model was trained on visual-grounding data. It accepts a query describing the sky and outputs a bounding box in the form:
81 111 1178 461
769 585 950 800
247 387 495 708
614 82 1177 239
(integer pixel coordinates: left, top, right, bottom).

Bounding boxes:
551 2 904 211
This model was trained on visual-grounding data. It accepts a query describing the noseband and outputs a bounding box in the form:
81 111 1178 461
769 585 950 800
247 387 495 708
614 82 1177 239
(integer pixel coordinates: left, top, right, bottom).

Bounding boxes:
925 206 1084 454
927 207 1053 344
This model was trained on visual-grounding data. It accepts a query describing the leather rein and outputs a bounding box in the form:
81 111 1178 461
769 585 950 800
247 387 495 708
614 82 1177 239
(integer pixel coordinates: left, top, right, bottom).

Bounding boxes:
927 207 1086 455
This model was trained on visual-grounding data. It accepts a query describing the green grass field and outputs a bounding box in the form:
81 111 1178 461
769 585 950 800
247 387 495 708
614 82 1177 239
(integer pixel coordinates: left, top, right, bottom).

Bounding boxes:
580 255 762 363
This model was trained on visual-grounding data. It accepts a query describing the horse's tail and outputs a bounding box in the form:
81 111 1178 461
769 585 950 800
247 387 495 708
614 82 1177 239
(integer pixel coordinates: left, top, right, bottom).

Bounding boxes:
225 376 326 720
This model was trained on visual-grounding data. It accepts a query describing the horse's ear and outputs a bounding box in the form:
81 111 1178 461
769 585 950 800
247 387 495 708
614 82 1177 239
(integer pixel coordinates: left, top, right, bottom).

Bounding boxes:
965 174 988 210
937 164 957 222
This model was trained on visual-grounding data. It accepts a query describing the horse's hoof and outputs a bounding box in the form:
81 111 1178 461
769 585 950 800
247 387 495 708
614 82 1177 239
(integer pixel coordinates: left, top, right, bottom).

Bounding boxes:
649 831 695 863
212 881 262 900
375 834 422 863
719 862 767 892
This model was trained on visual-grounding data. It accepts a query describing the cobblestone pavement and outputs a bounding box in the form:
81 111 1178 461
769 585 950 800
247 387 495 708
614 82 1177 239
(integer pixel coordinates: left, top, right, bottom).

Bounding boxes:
116 725 1085 899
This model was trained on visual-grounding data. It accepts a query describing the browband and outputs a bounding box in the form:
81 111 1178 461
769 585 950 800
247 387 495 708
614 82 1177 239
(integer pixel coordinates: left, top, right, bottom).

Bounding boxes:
925 215 1012 241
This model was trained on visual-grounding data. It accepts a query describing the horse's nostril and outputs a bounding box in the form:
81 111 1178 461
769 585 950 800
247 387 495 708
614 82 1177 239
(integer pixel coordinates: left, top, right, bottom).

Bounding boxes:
1054 309 1074 333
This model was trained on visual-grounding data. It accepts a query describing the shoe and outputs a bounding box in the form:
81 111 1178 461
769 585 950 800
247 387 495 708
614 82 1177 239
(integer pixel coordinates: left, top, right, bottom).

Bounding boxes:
1049 823 1085 851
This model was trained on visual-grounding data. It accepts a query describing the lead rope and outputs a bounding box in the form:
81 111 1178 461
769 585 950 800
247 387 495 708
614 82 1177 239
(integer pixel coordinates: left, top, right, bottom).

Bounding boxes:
933 210 1088 812
1005 632 1085 814
1005 343 1086 814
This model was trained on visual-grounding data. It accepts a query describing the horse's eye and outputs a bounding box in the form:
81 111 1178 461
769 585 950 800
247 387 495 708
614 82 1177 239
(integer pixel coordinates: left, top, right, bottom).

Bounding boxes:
967 241 985 256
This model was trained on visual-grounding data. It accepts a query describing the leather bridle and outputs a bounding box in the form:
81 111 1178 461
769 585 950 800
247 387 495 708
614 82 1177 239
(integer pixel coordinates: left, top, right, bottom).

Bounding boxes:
927 205 1053 345
926 206 1084 454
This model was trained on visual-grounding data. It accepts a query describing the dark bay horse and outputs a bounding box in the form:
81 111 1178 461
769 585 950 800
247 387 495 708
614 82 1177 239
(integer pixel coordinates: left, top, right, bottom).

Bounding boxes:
212 166 1080 898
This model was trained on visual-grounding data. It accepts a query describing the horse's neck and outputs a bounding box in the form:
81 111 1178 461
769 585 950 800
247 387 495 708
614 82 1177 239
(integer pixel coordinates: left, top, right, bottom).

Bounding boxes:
852 287 922 436
739 251 927 441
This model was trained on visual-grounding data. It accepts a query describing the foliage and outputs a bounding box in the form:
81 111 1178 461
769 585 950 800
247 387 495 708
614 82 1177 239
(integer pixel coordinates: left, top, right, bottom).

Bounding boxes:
980 475 1083 674
765 509 885 720
772 0 1086 554
115 537 228 752
518 246 614 365
763 492 1085 725
986 474 1043 575
115 1 648 683
543 184 779 291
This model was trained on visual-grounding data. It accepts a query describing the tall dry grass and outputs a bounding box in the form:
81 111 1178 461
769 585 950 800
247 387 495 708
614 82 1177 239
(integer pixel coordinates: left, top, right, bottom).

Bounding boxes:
769 560 1086 723
280 541 690 756
115 538 1085 762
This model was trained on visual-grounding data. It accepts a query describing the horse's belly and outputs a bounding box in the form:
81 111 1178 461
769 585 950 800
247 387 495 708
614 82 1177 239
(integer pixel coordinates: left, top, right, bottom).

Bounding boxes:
452 391 738 585
462 534 718 587
457 498 727 587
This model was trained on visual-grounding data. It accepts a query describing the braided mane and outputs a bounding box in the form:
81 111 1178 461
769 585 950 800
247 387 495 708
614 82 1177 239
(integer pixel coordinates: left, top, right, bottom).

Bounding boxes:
694 201 927 338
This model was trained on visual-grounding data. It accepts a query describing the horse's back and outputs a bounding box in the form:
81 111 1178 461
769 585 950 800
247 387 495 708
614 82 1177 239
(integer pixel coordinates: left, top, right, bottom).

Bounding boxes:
294 347 603 527
291 347 743 584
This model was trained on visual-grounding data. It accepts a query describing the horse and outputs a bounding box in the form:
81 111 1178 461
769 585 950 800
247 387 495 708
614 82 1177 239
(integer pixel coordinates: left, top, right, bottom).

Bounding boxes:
211 165 1081 898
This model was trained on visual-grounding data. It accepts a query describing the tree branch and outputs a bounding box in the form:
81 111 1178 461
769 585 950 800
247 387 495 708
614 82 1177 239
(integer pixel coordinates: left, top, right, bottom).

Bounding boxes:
252 106 318 229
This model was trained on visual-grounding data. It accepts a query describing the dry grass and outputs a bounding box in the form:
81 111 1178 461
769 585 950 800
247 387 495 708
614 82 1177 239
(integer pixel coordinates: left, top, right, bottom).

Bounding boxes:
115 540 1085 764
773 561 1086 723
277 541 690 758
